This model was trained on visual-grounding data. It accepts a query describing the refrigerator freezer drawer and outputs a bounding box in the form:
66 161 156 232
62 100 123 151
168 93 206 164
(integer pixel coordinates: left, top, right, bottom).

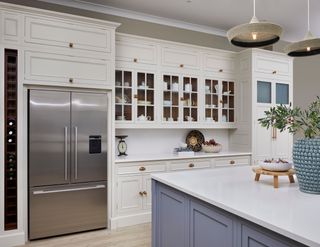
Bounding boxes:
29 182 107 240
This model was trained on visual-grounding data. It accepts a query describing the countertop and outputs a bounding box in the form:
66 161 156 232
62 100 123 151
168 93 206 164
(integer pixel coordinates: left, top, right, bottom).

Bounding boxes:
152 166 320 247
115 151 251 163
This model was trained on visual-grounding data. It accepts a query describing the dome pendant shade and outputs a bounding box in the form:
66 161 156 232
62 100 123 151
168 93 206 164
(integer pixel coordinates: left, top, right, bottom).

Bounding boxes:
227 16 282 48
285 32 320 57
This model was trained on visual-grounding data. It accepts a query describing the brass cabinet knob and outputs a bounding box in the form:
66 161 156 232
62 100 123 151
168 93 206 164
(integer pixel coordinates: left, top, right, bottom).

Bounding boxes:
139 191 144 196
69 43 74 48
180 64 184 68
133 58 138 63
69 78 74 83
272 70 277 74
230 160 235 165
143 191 147 196
219 100 223 104
180 97 184 101
139 166 146 171
134 94 138 99
189 163 195 168
219 69 223 73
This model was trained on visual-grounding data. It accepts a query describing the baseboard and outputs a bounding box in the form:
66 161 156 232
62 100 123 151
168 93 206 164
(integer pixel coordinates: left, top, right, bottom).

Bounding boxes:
0 231 25 247
110 212 151 229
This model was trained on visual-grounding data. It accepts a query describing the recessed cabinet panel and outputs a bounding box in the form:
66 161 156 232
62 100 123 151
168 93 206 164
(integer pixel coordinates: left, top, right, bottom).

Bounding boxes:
25 16 111 53
169 159 211 171
161 47 199 69
276 83 289 105
257 81 271 104
116 41 157 65
24 51 111 85
1 12 21 43
204 53 236 74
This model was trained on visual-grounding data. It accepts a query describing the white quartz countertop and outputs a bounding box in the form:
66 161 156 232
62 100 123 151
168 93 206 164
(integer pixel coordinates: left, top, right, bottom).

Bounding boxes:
152 166 320 247
115 151 251 163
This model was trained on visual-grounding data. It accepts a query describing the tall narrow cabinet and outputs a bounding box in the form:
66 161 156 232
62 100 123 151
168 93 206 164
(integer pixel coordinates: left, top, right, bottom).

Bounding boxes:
230 49 293 164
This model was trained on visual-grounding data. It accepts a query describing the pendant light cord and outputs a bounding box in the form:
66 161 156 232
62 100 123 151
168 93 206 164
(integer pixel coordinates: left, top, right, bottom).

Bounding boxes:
253 0 256 17
308 0 310 31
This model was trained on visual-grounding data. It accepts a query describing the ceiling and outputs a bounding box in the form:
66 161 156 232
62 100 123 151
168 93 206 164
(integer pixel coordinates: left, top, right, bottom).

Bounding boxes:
43 0 320 42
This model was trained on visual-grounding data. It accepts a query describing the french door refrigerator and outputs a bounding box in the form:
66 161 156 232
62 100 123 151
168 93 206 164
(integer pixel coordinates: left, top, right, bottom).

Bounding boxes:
28 89 108 240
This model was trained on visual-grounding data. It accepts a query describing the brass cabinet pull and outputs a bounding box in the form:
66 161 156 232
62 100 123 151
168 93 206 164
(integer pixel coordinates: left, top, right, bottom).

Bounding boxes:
139 166 146 171
69 43 74 48
133 58 138 63
134 94 138 99
272 70 277 74
180 64 184 68
219 100 223 104
189 163 195 168
139 191 144 196
69 78 74 83
180 97 184 101
143 191 147 196
230 160 235 165
272 127 277 139
219 69 223 73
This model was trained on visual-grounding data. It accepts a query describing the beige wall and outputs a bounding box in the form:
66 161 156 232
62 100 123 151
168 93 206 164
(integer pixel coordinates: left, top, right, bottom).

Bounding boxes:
3 0 320 112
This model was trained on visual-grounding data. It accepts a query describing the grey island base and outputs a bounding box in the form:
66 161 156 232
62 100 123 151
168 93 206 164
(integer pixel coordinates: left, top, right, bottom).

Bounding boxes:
152 166 319 247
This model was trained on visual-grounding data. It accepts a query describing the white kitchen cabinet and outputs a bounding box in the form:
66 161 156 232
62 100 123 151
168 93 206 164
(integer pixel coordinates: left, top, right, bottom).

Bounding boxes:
203 52 236 75
168 159 211 171
254 54 292 78
214 155 251 168
24 50 112 87
115 69 156 123
25 15 112 54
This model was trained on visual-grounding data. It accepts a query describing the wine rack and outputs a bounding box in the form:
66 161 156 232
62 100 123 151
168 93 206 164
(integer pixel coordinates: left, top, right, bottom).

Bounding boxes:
4 49 18 230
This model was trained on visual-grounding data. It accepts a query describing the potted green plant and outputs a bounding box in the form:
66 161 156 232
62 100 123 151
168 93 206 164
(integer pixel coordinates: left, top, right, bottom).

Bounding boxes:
258 97 320 194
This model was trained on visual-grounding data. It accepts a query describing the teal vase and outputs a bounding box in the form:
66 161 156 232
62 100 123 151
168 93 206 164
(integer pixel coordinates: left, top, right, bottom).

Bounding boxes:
293 138 320 194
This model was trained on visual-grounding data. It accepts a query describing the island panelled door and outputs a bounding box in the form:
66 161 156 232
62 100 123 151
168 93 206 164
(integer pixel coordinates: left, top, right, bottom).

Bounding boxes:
4 49 18 230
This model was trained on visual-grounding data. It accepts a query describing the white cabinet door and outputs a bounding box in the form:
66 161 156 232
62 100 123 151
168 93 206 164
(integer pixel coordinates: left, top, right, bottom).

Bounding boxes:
117 175 143 215
169 159 211 171
203 53 236 75
254 54 292 77
25 16 111 53
273 129 292 160
24 50 111 86
215 156 251 167
161 46 200 70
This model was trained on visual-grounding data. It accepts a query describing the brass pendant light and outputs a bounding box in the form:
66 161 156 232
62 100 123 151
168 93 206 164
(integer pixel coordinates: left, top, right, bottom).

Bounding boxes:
285 0 320 57
227 0 282 48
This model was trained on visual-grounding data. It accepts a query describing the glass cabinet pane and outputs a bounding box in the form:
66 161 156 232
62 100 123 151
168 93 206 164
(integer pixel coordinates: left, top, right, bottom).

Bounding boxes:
137 72 155 122
257 81 271 103
115 70 133 121
183 76 198 122
276 83 289 105
163 75 179 122
222 81 235 123
204 79 219 122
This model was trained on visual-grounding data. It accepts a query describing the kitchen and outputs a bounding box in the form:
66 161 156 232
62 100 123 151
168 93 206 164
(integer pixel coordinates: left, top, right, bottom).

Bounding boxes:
0 0 320 247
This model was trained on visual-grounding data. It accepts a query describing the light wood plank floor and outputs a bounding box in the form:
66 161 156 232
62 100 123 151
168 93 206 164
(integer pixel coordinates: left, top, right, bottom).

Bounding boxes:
19 224 151 247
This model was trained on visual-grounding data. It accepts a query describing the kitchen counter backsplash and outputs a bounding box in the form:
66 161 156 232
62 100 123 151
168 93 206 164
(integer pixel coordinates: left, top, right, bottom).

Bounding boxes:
115 129 229 156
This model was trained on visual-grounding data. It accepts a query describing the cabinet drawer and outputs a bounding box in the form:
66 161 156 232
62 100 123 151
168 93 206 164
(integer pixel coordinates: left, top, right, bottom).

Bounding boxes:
254 55 291 77
25 16 111 53
169 159 211 171
204 53 236 74
117 162 166 175
116 40 157 65
161 47 200 69
215 156 250 167
24 50 111 86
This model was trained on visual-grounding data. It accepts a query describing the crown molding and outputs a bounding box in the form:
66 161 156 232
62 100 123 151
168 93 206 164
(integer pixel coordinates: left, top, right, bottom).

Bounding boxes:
37 0 227 37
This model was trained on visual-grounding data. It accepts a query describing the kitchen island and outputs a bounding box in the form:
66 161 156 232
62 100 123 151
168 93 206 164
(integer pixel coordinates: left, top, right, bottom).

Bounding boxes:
152 166 320 247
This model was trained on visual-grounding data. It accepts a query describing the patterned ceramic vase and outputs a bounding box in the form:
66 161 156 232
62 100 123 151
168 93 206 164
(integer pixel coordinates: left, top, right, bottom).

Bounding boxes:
293 138 320 194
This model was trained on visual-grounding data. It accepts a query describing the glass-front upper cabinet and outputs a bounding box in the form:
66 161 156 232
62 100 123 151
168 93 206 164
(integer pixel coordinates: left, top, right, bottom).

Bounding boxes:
162 74 198 123
221 81 235 123
115 70 155 123
182 76 198 122
163 74 180 122
257 80 290 105
136 72 155 122
115 70 133 122
205 79 219 122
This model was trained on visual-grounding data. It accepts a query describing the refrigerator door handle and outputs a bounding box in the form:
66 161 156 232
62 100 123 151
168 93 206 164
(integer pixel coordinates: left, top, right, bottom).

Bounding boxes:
64 126 68 181
33 185 106 195
74 126 78 180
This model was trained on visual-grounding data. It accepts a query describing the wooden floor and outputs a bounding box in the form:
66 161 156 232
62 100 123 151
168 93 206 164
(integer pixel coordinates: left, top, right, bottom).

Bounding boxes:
19 224 151 247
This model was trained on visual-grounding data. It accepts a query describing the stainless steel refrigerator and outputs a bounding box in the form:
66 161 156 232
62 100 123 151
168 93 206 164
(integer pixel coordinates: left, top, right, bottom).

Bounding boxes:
28 89 109 240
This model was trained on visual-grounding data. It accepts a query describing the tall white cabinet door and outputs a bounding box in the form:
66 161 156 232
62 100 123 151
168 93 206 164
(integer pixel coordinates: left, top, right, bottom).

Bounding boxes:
254 106 273 164
273 129 292 159
117 175 143 215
